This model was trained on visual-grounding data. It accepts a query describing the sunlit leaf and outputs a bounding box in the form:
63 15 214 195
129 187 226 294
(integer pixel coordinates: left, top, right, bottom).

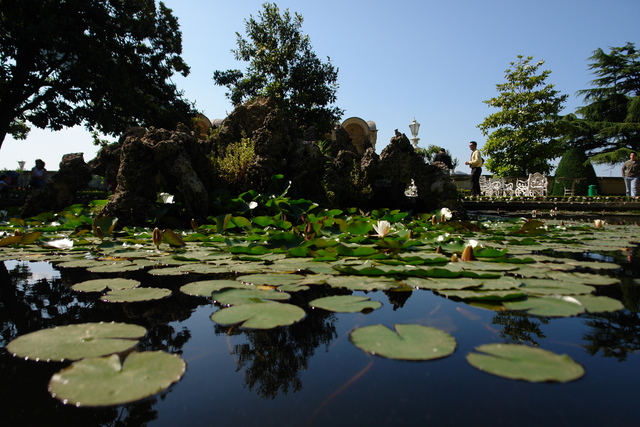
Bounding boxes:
101 287 172 303
49 351 186 406
350 324 457 360
310 295 382 313
6 322 146 362
72 278 140 293
211 302 306 329
467 343 584 382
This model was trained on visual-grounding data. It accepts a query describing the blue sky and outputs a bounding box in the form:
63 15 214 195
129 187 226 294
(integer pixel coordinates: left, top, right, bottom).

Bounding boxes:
2 0 638 177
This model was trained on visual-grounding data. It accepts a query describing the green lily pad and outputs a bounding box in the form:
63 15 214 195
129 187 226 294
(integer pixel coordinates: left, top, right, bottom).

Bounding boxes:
310 295 382 313
350 324 457 361
72 278 141 293
6 322 147 362
87 262 144 273
504 296 585 317
466 343 584 383
236 273 304 287
326 275 401 291
520 278 595 296
49 351 186 406
211 302 306 329
404 277 482 290
180 280 250 297
436 289 526 301
212 288 291 305
101 287 172 303
573 294 625 313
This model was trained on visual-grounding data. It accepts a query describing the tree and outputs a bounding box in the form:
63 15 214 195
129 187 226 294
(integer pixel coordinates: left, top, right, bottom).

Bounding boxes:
0 0 195 149
478 56 568 176
550 147 598 196
213 3 343 135
566 43 640 165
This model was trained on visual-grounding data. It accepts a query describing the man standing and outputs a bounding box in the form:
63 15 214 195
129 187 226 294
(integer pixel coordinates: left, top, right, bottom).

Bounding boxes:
465 141 483 196
622 151 640 197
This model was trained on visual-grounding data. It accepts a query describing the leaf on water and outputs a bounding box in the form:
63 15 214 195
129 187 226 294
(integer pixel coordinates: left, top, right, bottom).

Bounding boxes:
466 343 584 383
210 302 306 329
6 322 147 362
72 278 141 293
101 287 172 303
350 324 457 361
326 275 401 291
180 280 252 297
236 273 304 287
212 288 291 305
504 296 585 317
310 295 382 313
49 351 186 407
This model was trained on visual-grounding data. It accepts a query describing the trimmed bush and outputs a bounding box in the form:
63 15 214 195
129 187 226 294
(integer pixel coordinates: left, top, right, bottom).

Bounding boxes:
551 148 598 196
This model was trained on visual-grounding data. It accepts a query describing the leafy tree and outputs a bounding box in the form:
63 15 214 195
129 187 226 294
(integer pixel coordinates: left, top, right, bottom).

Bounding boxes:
550 147 598 196
213 3 343 135
565 43 640 165
419 144 458 169
478 56 568 176
0 0 195 149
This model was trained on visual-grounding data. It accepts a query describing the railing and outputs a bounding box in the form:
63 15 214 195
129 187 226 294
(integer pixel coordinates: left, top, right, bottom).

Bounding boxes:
480 173 548 197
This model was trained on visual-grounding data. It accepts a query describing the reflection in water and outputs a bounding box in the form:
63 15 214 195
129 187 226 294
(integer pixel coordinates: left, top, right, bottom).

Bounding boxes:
216 296 338 399
492 311 548 347
2 258 640 425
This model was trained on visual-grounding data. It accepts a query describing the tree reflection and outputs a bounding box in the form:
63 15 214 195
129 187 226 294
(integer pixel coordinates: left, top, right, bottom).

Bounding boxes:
0 260 199 425
581 310 640 362
491 310 548 346
216 305 337 399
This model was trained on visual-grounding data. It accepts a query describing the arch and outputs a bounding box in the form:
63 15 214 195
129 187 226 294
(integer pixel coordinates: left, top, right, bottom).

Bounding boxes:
340 117 376 153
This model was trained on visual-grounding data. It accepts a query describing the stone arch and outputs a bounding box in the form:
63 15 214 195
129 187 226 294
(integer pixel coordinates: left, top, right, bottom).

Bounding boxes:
340 117 377 154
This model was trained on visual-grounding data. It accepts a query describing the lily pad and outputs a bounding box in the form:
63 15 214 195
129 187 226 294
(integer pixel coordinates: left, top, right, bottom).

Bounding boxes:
350 324 457 360
6 322 147 362
180 280 250 297
504 296 585 317
49 351 186 406
212 288 291 305
310 295 382 313
101 287 172 303
466 343 584 383
326 275 401 291
72 278 140 293
236 273 304 287
211 302 306 329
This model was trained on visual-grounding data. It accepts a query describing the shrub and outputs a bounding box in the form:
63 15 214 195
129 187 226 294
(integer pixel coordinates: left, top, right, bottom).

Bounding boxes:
212 137 256 189
551 148 598 196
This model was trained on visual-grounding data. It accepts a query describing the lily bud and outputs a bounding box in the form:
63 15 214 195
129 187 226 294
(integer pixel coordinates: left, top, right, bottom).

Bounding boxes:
450 253 459 262
95 226 104 241
461 244 476 261
191 218 199 232
431 215 437 225
593 219 604 228
152 227 162 249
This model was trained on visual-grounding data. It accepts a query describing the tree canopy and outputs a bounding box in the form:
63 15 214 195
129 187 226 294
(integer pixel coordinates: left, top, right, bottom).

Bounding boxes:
0 0 195 149
478 56 568 176
213 3 343 136
564 42 640 165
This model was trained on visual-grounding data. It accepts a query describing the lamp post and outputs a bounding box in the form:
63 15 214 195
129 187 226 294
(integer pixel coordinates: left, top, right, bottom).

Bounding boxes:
408 118 420 147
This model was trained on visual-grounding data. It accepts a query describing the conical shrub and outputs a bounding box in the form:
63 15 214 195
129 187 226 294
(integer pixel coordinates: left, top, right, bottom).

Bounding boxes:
551 148 598 196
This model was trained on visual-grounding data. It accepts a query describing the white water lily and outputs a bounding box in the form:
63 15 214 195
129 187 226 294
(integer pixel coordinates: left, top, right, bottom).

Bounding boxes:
437 233 450 242
373 220 392 237
440 208 452 221
157 192 175 204
45 238 74 249
467 239 479 248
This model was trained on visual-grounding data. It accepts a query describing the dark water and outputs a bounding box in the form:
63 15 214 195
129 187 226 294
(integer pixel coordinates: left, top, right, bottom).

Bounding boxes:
1 259 639 427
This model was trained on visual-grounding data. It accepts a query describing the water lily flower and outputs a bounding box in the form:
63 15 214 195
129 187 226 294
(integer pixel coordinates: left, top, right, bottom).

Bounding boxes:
157 192 174 204
45 238 74 250
594 219 605 228
373 220 392 237
440 208 452 222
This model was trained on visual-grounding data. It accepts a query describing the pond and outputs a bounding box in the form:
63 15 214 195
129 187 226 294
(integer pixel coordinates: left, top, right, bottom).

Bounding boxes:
1 213 640 426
